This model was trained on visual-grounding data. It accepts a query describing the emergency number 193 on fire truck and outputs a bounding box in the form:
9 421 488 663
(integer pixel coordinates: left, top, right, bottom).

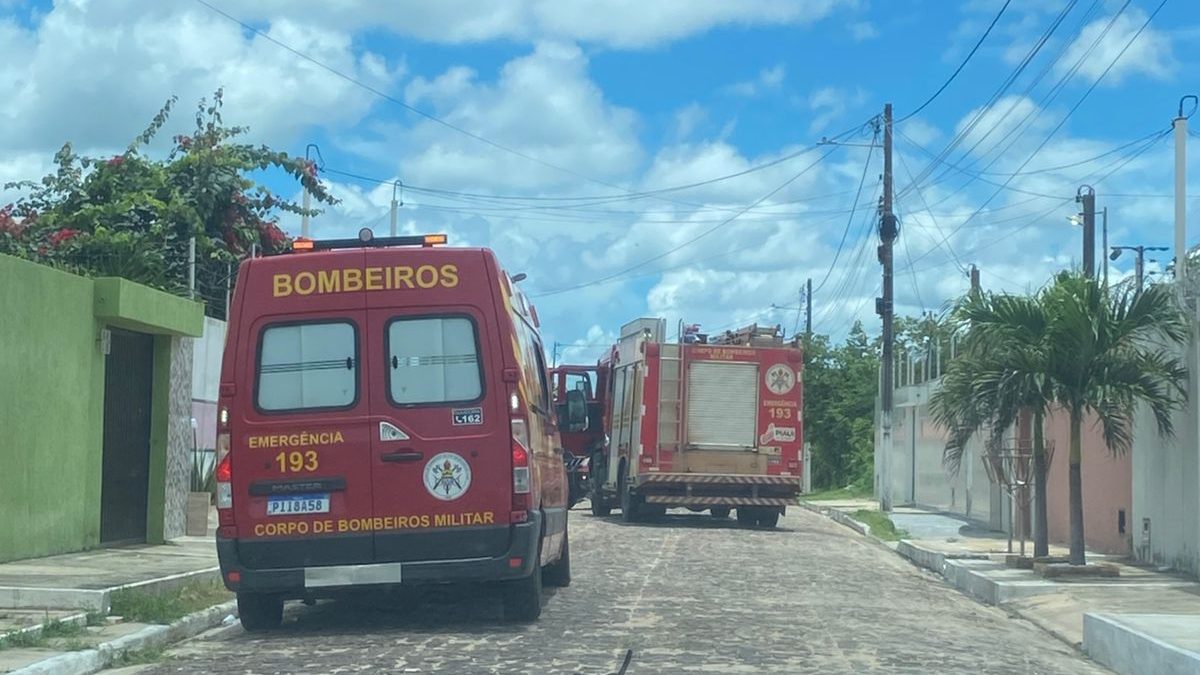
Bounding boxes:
213 229 579 629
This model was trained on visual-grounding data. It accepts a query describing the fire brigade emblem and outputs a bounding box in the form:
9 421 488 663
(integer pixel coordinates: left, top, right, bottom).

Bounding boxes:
424 452 472 501
765 364 795 395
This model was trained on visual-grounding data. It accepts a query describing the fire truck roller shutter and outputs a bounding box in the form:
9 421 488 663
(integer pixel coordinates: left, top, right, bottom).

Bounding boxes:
685 361 758 450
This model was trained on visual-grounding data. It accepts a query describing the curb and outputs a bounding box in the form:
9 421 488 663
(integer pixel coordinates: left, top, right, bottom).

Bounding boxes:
1 613 89 644
10 600 237 675
798 501 898 551
0 568 221 613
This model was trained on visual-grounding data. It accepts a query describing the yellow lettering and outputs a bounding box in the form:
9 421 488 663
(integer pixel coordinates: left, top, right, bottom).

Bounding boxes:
294 271 316 295
393 266 414 289
483 511 494 524
317 269 341 294
416 265 438 289
365 267 384 290
419 515 430 528
254 524 265 536
440 264 459 288
334 431 344 443
272 274 293 298
343 268 363 292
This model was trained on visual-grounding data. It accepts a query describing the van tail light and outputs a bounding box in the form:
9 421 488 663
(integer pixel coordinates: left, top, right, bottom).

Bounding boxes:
511 416 531 522
215 431 233 513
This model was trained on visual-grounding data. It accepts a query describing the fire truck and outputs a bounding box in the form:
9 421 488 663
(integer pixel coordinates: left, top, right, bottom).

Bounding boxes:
583 318 804 527
550 364 608 508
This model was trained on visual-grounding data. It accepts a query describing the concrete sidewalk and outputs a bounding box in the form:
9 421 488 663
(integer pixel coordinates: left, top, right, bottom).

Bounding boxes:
0 536 219 613
0 519 227 675
803 499 1200 675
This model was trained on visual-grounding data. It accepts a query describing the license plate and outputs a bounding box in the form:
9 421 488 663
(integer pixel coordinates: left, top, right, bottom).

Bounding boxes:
267 494 330 516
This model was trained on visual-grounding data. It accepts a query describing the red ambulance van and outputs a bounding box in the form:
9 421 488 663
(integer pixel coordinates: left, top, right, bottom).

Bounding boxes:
213 230 575 629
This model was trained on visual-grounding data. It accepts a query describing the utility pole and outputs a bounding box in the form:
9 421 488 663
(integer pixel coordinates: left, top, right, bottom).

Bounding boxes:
970 264 980 293
390 181 403 237
1175 96 1195 290
876 104 897 513
301 144 322 238
1102 208 1109 290
1076 186 1096 278
1111 245 1169 294
805 277 813 337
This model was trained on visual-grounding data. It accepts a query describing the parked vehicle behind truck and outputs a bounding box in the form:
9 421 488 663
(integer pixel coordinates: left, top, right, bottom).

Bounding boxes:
588 318 804 527
550 363 609 507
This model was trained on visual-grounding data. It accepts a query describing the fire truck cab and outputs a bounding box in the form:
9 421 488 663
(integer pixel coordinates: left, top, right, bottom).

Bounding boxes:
550 364 608 506
213 230 575 629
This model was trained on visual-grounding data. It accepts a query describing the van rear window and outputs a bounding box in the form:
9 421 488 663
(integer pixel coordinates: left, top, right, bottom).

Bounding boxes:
387 316 482 405
257 321 357 412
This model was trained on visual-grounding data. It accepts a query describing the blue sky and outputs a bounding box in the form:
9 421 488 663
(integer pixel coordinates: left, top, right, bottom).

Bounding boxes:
1 0 1197 362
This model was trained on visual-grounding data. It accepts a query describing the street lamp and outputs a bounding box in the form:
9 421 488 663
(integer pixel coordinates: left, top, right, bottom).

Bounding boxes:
1111 245 1170 293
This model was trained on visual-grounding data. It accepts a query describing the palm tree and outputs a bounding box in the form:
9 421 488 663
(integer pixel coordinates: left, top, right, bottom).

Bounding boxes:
930 290 1055 558
1039 272 1188 565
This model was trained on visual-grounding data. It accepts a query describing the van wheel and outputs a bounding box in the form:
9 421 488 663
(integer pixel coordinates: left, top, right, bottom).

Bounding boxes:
710 507 731 519
542 528 571 588
758 510 780 528
618 465 641 523
736 508 756 526
502 560 543 622
237 592 283 632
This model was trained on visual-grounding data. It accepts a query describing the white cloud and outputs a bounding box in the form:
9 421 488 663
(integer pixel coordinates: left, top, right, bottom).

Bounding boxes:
672 103 708 141
849 21 878 41
808 85 868 134
724 63 787 97
390 42 642 193
1056 9 1175 85
0 1 397 154
231 0 854 48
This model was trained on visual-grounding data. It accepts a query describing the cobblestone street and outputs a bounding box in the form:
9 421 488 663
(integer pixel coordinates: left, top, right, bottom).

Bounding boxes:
139 508 1110 674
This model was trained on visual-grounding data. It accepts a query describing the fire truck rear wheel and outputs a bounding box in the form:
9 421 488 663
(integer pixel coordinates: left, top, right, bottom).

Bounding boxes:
758 510 780 528
710 507 731 519
736 508 756 525
618 465 641 522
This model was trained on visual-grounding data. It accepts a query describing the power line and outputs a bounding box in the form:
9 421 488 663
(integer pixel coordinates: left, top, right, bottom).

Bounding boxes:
895 147 967 273
812 124 879 295
902 0 1168 271
896 0 1013 124
898 127 1166 275
530 145 843 298
898 0 1081 198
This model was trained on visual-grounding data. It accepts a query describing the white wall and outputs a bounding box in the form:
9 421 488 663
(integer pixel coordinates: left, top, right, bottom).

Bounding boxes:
189 317 226 451
1132 323 1200 576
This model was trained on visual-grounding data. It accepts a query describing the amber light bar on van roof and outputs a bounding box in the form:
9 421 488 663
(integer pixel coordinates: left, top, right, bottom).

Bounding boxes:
289 230 448 253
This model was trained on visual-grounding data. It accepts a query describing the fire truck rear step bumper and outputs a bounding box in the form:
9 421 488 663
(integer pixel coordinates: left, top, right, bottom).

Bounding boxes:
644 496 793 507
638 473 800 486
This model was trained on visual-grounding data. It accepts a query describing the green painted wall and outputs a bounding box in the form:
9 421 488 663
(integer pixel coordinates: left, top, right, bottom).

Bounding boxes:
0 256 105 562
0 256 204 562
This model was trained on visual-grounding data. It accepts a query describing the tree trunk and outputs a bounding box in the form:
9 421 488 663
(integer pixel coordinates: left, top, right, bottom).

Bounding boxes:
1068 409 1086 565
1033 409 1049 558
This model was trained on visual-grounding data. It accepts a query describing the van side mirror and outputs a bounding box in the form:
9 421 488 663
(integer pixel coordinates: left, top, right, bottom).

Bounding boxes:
564 389 589 432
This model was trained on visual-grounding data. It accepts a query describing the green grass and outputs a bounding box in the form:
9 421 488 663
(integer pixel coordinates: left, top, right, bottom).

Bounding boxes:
85 611 107 627
40 619 86 639
0 629 45 650
112 646 166 667
804 485 873 501
109 581 232 625
852 509 909 541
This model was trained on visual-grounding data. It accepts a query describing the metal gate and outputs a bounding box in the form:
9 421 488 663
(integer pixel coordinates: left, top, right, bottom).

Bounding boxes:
100 329 155 545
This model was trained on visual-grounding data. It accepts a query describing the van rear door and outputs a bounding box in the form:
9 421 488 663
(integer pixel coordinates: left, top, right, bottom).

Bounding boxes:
366 305 512 562
234 308 375 569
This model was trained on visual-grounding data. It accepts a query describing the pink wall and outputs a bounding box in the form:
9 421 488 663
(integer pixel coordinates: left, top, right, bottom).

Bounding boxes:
1043 408 1132 555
